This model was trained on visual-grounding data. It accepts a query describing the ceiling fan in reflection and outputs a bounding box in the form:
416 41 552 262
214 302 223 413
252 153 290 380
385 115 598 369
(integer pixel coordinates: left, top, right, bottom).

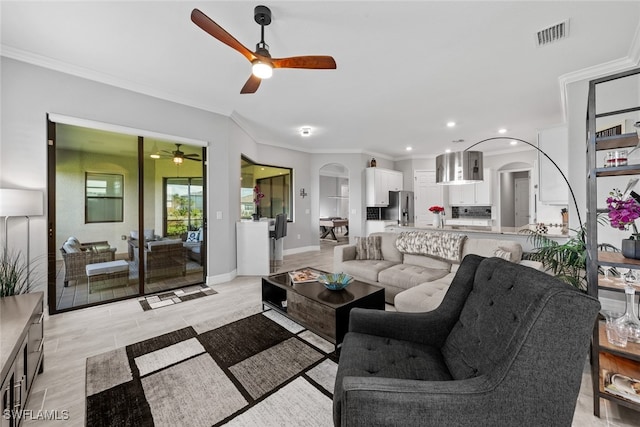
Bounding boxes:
151 143 201 164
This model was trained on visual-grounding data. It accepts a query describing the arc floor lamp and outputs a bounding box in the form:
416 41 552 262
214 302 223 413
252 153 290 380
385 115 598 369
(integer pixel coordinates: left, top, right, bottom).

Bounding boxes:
435 136 582 228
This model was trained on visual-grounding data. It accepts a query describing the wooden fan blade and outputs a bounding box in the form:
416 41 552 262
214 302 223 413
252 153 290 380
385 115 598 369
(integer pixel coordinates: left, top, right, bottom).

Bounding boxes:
272 56 337 69
191 9 256 63
185 157 202 162
184 153 200 158
241 74 262 94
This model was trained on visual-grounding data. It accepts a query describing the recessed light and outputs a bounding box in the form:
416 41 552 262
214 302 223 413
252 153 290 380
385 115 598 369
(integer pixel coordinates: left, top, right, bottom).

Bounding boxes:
510 140 518 145
498 128 507 134
445 149 451 153
300 127 312 137
406 146 413 151
446 121 456 128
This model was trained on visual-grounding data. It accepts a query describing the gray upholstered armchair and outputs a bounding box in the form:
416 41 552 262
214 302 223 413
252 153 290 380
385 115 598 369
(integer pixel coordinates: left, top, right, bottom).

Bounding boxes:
333 255 600 427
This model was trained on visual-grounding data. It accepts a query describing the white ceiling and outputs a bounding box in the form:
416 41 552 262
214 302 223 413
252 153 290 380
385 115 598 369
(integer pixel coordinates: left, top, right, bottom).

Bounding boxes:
2 1 639 159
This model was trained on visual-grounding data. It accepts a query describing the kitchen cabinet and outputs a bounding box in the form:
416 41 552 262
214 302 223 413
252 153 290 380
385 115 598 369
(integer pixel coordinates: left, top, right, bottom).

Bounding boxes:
585 67 640 418
365 167 403 207
1 293 44 427
448 168 492 205
538 125 568 204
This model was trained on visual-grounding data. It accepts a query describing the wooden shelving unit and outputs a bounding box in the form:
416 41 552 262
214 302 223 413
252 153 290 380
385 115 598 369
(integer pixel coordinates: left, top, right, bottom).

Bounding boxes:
586 67 640 417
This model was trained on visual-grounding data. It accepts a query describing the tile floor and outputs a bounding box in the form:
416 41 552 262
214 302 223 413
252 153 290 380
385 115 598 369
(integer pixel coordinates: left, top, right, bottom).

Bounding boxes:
23 236 640 426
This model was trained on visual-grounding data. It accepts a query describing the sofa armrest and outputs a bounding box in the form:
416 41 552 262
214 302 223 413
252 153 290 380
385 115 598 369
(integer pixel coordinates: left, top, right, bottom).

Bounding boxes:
334 244 356 272
334 244 356 262
518 259 544 271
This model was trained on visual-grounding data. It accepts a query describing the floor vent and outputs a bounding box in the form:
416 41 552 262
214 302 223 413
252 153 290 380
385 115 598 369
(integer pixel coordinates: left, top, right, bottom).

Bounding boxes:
535 20 569 47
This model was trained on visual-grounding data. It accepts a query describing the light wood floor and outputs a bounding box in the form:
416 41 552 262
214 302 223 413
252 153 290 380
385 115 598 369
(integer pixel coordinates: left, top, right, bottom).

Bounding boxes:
24 235 638 426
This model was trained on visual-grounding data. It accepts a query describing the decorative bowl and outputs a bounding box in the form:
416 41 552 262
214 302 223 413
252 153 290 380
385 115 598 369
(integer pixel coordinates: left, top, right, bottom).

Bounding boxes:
317 273 353 291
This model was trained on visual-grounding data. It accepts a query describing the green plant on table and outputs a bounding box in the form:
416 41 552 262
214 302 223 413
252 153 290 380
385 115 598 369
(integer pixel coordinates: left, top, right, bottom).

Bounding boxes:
523 215 612 292
0 249 34 297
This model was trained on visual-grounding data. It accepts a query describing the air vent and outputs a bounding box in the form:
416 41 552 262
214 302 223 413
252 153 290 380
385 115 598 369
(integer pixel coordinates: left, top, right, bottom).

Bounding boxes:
535 19 569 47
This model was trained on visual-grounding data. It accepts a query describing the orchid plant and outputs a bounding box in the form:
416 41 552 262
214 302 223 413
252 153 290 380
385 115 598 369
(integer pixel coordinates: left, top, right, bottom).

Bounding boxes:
606 188 640 238
253 185 265 205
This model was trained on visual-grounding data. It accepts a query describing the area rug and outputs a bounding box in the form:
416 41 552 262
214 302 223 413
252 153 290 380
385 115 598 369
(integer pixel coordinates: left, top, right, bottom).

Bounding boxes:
137 284 217 311
85 310 338 426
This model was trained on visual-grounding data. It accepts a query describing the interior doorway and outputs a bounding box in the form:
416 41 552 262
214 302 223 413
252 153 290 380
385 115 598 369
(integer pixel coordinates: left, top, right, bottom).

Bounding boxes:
318 163 349 243
498 165 532 228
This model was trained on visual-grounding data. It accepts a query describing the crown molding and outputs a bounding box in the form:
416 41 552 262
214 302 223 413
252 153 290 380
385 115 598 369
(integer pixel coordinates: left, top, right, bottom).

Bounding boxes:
558 22 640 122
0 45 224 116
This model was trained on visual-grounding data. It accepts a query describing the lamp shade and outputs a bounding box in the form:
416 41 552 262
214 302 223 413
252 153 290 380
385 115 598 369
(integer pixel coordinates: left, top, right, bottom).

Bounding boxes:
435 151 484 184
0 189 44 217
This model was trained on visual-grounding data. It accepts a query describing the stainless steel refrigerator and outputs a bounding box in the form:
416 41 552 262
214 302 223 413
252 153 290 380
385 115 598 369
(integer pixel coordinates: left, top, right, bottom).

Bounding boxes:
383 191 414 226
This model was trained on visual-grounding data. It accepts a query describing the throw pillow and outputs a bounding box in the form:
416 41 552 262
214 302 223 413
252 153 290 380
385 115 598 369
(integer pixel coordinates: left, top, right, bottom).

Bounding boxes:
494 248 512 261
355 236 383 260
185 230 200 243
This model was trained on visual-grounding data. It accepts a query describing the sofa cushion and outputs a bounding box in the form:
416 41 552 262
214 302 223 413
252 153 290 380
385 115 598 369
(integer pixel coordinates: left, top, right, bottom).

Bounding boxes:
394 277 454 312
340 260 397 282
403 254 451 270
396 231 467 263
337 332 453 382
355 236 383 260
378 264 449 291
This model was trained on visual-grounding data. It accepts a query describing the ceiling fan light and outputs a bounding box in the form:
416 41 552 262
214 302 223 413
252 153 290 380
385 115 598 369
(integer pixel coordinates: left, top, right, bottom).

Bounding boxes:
252 60 273 79
173 156 184 165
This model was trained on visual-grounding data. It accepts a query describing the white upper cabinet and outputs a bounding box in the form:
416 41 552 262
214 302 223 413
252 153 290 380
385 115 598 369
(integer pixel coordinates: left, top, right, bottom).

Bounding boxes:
366 167 403 207
537 125 568 205
448 168 492 205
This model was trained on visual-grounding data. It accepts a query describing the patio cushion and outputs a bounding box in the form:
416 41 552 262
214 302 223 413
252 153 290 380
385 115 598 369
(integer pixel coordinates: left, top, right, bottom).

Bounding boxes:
86 260 129 276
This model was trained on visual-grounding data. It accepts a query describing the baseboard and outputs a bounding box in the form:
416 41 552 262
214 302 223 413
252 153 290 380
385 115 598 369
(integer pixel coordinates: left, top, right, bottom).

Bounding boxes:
206 270 237 285
283 245 320 256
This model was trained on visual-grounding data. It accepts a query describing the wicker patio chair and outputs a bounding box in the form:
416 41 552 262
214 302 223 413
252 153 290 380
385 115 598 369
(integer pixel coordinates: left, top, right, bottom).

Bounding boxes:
60 241 116 286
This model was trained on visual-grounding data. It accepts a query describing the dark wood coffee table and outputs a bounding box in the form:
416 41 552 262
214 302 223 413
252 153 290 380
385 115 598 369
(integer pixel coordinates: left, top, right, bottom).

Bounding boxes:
261 268 384 349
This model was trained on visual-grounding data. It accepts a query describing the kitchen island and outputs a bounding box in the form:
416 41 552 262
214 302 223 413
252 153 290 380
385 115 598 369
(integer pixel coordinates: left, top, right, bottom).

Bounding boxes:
384 224 569 252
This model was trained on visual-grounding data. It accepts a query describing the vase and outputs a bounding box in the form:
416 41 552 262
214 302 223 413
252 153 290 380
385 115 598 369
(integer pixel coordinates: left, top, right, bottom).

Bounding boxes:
252 213 259 221
622 239 640 259
432 213 441 228
613 278 640 343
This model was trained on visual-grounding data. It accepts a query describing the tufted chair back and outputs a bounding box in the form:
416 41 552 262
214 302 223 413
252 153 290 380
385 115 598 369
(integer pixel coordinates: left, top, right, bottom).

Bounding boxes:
442 256 595 379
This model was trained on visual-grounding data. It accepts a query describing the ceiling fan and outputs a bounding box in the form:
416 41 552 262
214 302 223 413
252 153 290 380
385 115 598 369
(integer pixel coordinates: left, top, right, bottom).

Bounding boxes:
191 6 337 94
158 144 201 164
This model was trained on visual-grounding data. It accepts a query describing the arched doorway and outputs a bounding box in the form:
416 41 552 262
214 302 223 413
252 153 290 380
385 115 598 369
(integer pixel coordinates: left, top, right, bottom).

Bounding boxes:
318 163 349 243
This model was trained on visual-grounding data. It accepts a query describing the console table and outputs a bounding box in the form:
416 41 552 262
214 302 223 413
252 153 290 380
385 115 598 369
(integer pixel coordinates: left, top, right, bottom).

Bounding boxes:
1 293 44 427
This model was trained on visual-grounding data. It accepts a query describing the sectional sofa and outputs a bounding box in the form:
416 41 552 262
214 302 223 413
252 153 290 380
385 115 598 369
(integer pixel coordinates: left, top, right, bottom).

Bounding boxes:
334 231 542 312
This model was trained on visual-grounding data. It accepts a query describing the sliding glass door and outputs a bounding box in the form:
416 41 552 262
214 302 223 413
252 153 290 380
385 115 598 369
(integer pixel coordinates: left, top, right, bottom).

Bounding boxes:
48 120 206 313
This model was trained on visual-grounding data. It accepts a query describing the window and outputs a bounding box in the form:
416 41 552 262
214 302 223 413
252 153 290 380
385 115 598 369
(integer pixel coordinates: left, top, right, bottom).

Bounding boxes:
165 177 203 236
241 156 293 220
85 172 123 223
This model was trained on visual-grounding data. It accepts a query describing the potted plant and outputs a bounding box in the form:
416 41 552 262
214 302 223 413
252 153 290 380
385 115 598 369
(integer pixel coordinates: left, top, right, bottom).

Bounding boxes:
606 188 640 259
524 225 589 291
0 249 33 297
252 185 265 220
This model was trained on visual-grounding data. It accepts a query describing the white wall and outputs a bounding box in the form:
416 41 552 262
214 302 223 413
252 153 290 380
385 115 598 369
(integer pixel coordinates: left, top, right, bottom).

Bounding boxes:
0 57 235 294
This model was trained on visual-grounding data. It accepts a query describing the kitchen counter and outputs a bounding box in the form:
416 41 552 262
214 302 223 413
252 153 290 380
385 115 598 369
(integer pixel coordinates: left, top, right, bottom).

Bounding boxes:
384 224 569 252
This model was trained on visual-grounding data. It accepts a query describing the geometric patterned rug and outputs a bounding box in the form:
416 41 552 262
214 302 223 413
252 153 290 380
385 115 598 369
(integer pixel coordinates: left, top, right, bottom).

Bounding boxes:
137 284 217 311
85 309 338 426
